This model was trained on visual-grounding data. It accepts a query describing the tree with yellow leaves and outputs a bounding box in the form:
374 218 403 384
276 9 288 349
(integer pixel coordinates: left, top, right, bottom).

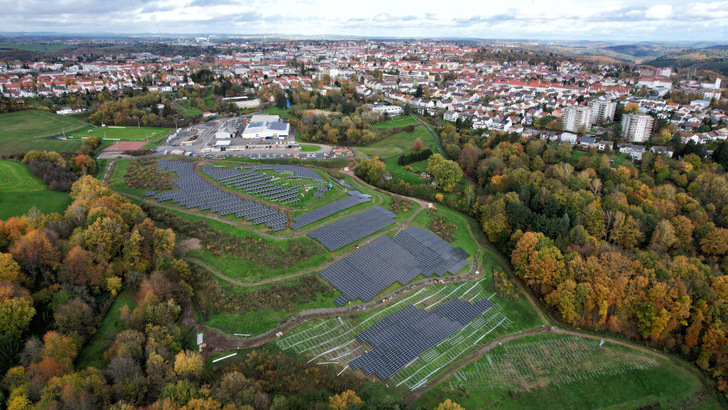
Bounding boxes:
435 399 465 410
328 390 363 410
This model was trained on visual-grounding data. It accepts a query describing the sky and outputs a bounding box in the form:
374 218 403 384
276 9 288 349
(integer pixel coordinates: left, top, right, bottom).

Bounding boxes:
1 0 727 41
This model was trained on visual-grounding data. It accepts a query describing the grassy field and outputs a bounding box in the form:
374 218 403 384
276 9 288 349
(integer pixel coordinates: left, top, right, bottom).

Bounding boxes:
299 144 321 152
76 291 137 370
415 333 721 409
372 116 419 128
0 160 71 219
206 281 338 336
358 126 434 159
0 110 88 153
0 41 73 52
66 126 172 142
175 99 204 116
263 107 292 117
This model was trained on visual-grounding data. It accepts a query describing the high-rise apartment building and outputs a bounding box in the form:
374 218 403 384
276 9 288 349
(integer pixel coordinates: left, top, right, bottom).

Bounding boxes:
588 100 617 125
561 106 592 133
622 114 654 143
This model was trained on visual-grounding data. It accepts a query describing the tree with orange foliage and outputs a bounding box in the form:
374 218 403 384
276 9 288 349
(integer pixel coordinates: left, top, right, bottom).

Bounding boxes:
412 138 423 152
8 230 58 275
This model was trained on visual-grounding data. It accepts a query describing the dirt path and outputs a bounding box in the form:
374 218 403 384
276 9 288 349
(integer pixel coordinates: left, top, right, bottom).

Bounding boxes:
103 160 116 183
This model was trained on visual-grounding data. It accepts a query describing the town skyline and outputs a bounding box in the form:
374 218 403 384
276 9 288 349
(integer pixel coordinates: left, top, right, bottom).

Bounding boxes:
2 0 728 41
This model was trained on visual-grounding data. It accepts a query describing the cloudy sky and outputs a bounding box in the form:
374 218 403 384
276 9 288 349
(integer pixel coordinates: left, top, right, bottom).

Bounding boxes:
2 0 727 41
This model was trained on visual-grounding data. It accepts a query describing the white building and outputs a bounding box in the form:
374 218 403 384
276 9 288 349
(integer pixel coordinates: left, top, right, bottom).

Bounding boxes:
561 106 592 133
622 114 654 143
560 132 578 144
588 100 617 125
241 121 290 139
372 105 403 116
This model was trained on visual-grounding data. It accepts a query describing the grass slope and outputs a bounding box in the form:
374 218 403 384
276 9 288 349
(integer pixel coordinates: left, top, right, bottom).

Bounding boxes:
0 160 71 219
76 291 137 370
358 125 433 159
416 333 720 410
0 110 87 153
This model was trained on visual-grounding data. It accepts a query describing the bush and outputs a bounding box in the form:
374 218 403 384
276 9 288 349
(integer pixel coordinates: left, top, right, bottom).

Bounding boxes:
123 150 154 157
398 148 433 166
427 208 457 242
26 159 78 192
141 204 324 269
124 158 176 191
390 196 413 214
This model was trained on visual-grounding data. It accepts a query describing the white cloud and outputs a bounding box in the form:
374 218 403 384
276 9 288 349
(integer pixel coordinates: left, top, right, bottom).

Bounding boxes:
0 0 726 40
645 4 673 19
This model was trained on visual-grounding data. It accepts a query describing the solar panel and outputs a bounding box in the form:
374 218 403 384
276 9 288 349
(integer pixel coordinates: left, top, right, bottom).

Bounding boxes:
307 207 396 251
291 191 371 230
152 160 288 230
320 227 470 305
349 299 493 379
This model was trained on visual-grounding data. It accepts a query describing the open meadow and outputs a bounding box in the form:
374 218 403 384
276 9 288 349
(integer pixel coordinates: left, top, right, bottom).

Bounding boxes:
415 332 722 409
0 110 86 153
0 160 71 218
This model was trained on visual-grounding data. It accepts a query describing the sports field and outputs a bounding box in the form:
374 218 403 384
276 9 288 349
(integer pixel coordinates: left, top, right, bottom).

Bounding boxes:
0 160 71 219
0 110 87 153
67 126 173 142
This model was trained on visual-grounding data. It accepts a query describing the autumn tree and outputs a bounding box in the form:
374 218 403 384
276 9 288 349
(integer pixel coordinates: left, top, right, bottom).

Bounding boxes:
53 298 96 343
0 253 23 283
436 399 465 410
701 228 728 256
0 283 35 336
412 138 423 152
173 350 203 381
8 230 58 278
328 390 363 410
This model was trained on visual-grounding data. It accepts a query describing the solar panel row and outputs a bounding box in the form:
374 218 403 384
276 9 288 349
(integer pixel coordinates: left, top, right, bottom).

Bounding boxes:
146 160 288 231
320 227 470 306
290 190 371 230
202 165 301 204
348 299 493 379
306 207 396 251
237 163 324 182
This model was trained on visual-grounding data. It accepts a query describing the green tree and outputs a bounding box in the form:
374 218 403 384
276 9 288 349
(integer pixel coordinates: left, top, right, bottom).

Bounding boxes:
427 154 463 192
356 158 386 185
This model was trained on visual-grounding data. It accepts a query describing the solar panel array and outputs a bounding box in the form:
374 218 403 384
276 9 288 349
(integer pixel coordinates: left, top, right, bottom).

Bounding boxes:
290 190 371 230
320 227 470 305
202 165 301 204
349 299 493 379
147 160 288 231
307 207 396 251
237 163 324 182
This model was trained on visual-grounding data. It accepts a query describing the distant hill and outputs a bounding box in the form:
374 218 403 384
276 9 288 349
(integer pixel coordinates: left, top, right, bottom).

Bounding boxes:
601 44 673 60
642 47 728 77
